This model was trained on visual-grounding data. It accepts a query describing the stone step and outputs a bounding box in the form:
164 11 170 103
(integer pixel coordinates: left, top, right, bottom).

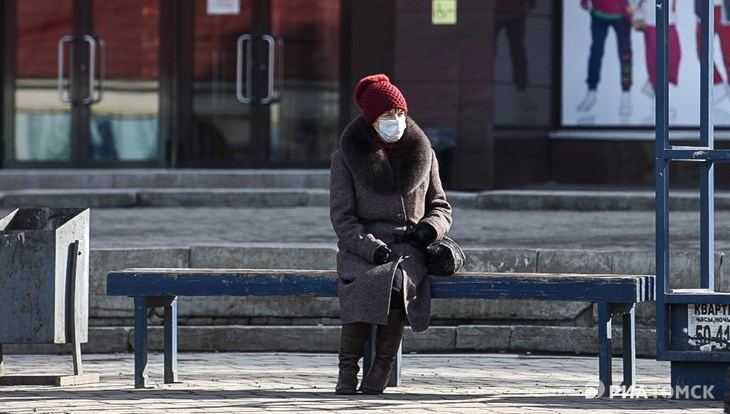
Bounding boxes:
90 245 727 330
0 169 331 190
1 187 730 210
2 244 674 356
81 244 715 359
1 324 658 357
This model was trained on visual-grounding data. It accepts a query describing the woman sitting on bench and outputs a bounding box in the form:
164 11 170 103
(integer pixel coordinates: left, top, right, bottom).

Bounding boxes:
329 74 453 395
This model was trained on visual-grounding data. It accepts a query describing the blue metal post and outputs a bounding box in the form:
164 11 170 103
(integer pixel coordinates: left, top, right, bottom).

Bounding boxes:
655 0 670 362
133 295 149 388
597 302 612 396
164 296 179 384
656 0 730 399
699 0 715 291
621 305 636 387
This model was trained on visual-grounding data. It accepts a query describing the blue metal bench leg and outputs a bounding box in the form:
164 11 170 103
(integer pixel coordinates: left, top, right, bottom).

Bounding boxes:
597 302 612 397
164 297 179 384
391 340 402 387
621 304 636 388
134 295 149 389
363 324 402 387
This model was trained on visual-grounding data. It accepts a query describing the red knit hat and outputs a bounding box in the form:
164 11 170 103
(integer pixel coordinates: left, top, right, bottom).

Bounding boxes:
354 74 408 124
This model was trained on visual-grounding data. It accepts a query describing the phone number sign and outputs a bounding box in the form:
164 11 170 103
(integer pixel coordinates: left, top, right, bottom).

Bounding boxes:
688 304 730 350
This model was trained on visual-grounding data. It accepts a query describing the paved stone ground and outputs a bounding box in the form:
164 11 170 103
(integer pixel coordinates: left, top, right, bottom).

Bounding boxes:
3 200 727 412
0 353 723 413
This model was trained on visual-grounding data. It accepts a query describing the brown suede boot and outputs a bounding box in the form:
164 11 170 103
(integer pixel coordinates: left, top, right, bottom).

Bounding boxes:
335 322 370 395
359 309 406 394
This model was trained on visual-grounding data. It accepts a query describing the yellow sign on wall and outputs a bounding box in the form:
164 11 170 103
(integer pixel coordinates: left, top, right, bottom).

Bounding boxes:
432 0 457 25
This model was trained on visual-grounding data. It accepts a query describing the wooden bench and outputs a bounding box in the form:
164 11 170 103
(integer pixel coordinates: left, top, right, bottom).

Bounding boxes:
106 269 655 395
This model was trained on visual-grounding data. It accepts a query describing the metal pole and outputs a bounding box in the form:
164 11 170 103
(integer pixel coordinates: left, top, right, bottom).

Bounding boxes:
654 0 670 358
699 0 715 290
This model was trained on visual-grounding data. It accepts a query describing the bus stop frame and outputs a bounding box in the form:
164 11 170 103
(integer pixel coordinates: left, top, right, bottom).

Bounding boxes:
656 0 730 399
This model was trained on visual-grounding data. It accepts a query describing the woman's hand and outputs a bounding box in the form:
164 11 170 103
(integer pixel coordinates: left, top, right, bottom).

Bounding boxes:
403 223 437 249
373 245 393 264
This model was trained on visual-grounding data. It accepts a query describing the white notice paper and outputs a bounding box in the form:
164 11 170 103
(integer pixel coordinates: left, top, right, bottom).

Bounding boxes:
688 304 730 350
207 0 240 15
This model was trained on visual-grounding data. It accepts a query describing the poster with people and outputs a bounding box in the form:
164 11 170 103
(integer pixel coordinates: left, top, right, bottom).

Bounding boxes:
562 0 730 126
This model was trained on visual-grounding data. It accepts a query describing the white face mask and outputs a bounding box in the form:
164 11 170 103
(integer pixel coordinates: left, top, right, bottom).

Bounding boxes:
375 115 406 143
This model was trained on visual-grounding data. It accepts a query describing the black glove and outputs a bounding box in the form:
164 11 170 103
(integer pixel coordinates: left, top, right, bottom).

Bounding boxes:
373 245 392 264
403 222 437 249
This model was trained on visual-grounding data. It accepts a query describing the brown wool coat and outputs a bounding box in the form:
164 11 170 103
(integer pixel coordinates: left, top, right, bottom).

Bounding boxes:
329 115 452 332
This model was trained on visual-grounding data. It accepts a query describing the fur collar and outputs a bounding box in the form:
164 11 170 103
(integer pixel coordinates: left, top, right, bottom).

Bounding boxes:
339 115 433 194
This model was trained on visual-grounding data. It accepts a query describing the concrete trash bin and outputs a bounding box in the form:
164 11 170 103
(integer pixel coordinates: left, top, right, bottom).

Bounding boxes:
0 207 98 385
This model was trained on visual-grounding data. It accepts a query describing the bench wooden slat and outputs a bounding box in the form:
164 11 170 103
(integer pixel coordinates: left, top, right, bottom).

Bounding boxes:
107 269 653 303
431 275 643 302
107 272 339 297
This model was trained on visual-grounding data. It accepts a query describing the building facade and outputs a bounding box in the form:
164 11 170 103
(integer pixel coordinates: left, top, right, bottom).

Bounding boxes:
6 0 699 190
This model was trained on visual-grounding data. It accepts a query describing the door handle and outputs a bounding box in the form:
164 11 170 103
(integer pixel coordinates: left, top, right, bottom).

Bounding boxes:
236 34 283 104
57 35 105 105
57 35 74 104
260 34 283 104
90 36 106 104
236 34 253 104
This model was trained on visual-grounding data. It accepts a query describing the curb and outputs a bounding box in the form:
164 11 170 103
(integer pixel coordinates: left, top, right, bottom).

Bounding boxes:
2 188 729 210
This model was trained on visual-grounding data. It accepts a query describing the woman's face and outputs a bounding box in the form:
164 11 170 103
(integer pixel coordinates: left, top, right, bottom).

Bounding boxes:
373 108 406 127
372 107 407 143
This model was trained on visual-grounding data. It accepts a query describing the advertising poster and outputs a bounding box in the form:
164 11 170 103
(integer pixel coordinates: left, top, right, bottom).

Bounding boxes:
562 0 730 127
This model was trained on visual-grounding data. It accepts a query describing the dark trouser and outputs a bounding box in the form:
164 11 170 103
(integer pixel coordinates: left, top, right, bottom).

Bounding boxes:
495 14 529 91
586 13 632 91
390 267 405 310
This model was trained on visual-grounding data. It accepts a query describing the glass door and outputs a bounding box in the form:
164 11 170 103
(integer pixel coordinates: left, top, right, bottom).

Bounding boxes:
13 0 74 163
10 0 160 167
186 0 340 167
190 1 256 164
89 1 160 163
269 0 340 163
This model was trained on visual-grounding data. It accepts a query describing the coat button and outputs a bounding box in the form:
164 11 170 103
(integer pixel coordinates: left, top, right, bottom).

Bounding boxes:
396 213 405 220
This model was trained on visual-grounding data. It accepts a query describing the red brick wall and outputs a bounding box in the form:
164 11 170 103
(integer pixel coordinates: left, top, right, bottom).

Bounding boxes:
347 0 495 190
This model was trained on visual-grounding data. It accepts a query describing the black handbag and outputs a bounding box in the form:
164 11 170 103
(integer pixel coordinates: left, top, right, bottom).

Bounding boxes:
425 236 466 276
